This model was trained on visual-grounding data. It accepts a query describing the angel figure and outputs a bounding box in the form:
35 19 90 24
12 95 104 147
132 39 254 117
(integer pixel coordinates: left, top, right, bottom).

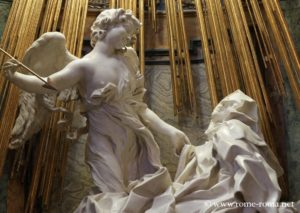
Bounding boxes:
3 8 189 196
3 8 298 213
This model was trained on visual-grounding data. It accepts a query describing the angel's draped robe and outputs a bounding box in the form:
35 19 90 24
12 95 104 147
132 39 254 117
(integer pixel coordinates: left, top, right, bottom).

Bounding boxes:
82 49 164 193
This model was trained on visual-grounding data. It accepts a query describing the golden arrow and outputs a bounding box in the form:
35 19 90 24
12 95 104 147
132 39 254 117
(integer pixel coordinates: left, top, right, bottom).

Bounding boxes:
0 47 57 91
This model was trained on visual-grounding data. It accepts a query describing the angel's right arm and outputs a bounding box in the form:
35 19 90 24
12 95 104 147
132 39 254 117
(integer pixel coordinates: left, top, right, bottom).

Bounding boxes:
7 59 83 94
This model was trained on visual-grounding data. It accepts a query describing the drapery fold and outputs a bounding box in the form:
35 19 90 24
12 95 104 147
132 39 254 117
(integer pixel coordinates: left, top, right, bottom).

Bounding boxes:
76 90 296 212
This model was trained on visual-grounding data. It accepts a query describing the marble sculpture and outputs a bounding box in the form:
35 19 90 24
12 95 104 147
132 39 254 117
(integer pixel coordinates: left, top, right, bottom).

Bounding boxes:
2 8 298 213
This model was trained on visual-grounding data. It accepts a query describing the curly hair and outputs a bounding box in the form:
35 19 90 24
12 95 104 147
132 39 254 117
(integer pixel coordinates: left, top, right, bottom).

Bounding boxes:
90 8 141 47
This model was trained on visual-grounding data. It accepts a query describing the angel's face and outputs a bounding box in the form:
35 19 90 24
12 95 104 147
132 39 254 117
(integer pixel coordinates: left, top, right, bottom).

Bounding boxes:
105 24 130 49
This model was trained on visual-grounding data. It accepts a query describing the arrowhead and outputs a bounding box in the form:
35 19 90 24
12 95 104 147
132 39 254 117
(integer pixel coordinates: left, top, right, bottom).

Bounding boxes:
42 84 58 91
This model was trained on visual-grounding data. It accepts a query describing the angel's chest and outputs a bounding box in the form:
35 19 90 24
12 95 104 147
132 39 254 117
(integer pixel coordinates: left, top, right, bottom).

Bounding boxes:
85 63 130 89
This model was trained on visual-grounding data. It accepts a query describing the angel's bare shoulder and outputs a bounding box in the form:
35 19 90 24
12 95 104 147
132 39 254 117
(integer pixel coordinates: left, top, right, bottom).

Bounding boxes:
71 57 98 72
65 57 91 69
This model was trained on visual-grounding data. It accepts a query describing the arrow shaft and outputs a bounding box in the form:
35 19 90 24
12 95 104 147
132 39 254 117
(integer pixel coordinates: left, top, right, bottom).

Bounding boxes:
0 48 57 91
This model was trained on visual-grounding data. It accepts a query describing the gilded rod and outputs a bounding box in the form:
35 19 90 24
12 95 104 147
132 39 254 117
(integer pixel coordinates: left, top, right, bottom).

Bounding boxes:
249 0 285 95
65 0 75 48
272 0 300 79
214 0 240 91
16 146 25 177
42 0 80 204
25 125 49 213
236 0 273 119
8 0 26 55
59 138 69 200
14 0 33 57
165 0 180 113
261 0 300 108
227 0 259 112
0 0 20 110
204 0 226 95
77 0 89 57
2 0 48 179
21 137 34 182
0 0 19 66
21 0 43 57
0 0 18 49
223 1 252 95
71 0 81 54
170 0 185 105
177 0 196 112
38 118 53 197
52 0 60 31
14 144 25 178
227 0 276 153
44 120 63 207
228 0 260 102
133 0 137 16
148 0 152 24
70 0 77 52
46 0 55 31
10 146 22 178
60 0 69 31
69 0 76 51
40 0 52 33
62 0 71 41
42 101 62 206
40 123 55 203
52 0 63 31
139 0 145 75
47 0 58 32
0 0 87 209
175 0 187 92
151 0 157 32
0 81 10 119
245 0 267 69
0 0 26 175
41 0 64 203
0 86 19 176
206 0 230 95
72 0 78 52
129 0 133 10
194 0 218 107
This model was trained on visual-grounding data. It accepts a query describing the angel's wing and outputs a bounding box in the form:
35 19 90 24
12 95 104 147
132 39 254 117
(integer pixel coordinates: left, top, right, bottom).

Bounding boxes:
10 32 79 149
22 32 77 76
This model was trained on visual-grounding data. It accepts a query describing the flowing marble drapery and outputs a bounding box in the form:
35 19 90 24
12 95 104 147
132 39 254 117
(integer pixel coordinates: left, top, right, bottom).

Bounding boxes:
76 90 297 212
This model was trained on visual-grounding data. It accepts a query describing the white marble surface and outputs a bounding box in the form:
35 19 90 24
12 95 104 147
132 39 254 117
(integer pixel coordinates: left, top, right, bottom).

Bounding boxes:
73 90 295 212
48 63 212 212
